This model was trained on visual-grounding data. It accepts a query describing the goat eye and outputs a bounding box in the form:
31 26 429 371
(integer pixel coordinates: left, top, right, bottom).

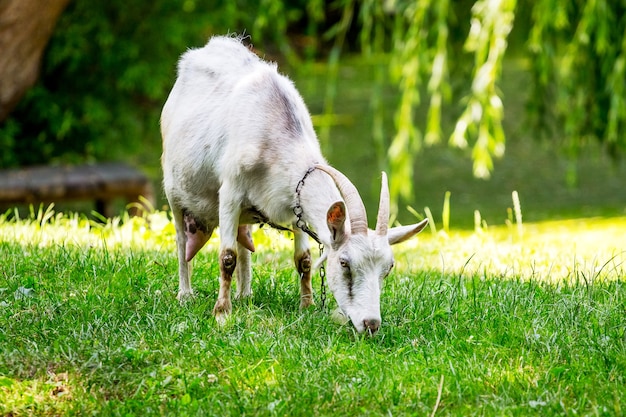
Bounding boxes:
339 257 350 271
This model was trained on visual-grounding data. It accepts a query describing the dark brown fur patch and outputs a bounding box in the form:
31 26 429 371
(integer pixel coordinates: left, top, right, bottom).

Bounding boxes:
295 249 312 275
220 248 237 278
183 208 208 234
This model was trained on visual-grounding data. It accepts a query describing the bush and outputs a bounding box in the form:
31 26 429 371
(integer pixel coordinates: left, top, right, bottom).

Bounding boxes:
0 0 315 167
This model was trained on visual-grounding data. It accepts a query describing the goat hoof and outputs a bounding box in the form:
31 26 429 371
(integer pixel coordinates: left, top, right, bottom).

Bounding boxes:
235 289 252 300
177 290 195 303
214 312 229 326
213 298 232 317
299 296 315 310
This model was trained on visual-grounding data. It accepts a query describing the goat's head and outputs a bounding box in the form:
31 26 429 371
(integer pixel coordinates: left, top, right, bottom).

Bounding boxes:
315 165 429 335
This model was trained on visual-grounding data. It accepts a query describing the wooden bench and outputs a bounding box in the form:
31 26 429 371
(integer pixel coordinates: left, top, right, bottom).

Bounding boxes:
0 162 155 217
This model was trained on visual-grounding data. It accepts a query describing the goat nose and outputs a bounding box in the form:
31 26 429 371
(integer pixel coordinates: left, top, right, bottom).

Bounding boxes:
363 319 381 334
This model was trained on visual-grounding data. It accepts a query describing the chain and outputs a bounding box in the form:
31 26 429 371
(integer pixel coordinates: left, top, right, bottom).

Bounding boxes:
293 166 327 309
294 167 321 244
318 242 326 309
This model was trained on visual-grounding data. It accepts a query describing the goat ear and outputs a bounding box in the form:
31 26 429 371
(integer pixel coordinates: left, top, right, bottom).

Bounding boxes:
387 219 429 245
327 201 347 245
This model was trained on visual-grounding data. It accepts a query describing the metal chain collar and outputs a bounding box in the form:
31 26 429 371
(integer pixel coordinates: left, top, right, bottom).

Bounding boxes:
293 166 327 309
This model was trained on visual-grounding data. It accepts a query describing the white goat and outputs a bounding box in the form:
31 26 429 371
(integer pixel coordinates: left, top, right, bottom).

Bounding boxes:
161 35 428 334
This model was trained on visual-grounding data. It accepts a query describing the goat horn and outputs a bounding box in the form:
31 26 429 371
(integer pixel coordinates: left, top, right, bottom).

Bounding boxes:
375 172 389 236
315 164 368 235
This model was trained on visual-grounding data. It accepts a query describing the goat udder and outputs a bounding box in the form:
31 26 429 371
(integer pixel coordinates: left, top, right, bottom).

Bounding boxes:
237 225 255 252
185 230 210 262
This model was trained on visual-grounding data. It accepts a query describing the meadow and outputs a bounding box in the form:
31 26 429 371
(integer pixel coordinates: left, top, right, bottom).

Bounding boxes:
2 52 625 417
0 205 624 416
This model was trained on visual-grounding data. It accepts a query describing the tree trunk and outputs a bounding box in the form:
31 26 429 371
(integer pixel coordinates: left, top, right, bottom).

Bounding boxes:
0 0 71 122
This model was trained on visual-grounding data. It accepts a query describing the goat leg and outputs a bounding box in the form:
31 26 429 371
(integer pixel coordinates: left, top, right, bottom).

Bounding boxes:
214 184 241 320
294 228 314 309
214 248 236 320
235 227 252 299
172 207 194 301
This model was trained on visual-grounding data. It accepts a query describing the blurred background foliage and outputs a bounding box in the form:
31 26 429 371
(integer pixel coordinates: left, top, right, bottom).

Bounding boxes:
0 0 309 168
0 0 625 212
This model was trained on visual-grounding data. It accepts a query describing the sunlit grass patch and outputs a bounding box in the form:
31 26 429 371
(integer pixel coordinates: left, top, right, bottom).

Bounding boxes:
3 204 622 284
396 215 625 284
0 204 294 255
0 373 75 415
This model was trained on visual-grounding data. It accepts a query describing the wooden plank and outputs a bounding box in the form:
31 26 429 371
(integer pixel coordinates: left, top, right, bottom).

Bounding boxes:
0 163 154 215
0 168 31 201
95 162 149 193
27 166 68 201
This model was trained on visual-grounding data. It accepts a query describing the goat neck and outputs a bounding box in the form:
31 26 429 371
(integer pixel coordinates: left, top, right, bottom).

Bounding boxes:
294 166 342 245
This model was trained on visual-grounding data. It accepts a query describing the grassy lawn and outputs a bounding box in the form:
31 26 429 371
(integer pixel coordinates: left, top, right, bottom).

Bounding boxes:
1 208 624 416
1 52 625 416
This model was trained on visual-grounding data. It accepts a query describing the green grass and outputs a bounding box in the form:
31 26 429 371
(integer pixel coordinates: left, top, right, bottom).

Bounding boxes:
1 50 624 416
1 209 625 416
